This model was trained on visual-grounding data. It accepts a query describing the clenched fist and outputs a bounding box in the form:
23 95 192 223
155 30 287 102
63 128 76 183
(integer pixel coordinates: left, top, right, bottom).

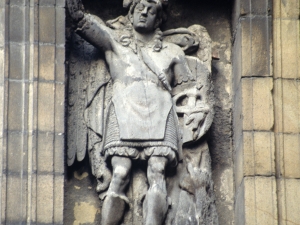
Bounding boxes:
66 0 85 22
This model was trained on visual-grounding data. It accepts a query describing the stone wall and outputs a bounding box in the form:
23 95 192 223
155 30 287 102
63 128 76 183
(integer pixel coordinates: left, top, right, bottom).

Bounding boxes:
233 0 300 224
273 0 300 224
0 0 299 224
0 0 65 224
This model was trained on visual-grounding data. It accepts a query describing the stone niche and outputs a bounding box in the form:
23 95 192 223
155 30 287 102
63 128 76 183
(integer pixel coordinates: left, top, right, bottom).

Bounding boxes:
64 0 234 224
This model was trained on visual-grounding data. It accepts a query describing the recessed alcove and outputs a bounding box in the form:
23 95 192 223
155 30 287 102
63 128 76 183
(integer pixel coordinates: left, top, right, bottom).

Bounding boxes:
64 0 234 224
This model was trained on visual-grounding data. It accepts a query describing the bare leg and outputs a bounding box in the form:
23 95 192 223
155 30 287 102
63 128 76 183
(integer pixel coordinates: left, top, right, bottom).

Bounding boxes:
143 156 168 225
101 156 132 225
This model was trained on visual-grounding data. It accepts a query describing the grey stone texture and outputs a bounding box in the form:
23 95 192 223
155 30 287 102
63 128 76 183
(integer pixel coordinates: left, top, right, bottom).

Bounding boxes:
1 0 298 224
66 0 219 224
233 0 300 224
0 0 65 224
65 0 233 224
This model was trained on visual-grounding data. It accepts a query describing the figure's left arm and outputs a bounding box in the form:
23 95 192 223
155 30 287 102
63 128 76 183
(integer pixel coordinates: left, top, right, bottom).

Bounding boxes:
172 48 194 86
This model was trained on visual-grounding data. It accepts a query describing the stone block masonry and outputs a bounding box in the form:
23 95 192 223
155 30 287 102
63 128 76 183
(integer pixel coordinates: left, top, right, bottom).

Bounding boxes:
0 0 65 224
233 0 300 224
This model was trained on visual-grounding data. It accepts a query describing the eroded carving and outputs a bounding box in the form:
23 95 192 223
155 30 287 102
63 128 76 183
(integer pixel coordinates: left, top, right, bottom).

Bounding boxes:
67 0 218 224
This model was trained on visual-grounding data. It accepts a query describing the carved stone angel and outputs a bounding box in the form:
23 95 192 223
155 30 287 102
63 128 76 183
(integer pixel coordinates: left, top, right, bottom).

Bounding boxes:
67 0 218 224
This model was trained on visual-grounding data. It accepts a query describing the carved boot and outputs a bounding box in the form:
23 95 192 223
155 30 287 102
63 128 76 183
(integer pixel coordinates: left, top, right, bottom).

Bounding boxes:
101 192 129 225
143 186 168 225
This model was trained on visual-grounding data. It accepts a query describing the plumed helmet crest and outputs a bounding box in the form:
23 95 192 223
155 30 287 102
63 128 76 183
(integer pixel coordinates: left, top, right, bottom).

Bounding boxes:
123 0 168 8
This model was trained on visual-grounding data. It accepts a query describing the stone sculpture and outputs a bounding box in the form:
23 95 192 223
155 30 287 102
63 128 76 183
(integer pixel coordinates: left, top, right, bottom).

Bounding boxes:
67 0 218 224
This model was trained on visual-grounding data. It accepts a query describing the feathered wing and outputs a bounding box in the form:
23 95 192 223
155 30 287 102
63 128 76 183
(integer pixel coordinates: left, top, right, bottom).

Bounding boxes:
67 34 91 166
67 32 112 194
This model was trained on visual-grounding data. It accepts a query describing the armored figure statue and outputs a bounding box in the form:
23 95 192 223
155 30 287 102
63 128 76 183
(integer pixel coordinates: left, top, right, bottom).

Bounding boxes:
67 0 218 224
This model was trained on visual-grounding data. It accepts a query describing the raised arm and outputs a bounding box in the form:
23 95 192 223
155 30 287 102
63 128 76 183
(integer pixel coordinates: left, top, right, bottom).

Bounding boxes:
172 47 194 86
67 0 114 52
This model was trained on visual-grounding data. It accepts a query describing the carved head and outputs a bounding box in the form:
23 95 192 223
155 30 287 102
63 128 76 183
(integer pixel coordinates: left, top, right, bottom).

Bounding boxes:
129 0 166 32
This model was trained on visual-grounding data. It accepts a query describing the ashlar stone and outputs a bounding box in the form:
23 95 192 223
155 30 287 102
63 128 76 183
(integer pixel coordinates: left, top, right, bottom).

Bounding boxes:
242 77 274 131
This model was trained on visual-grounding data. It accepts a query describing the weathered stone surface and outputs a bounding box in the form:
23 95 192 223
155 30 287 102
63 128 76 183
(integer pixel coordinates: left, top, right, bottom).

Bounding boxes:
55 84 65 133
39 0 56 7
278 179 300 224
244 176 278 225
65 1 235 225
276 133 300 179
9 0 27 6
273 2 300 224
9 5 27 43
6 176 27 223
56 46 66 82
37 132 54 173
240 18 251 77
274 79 300 133
242 77 274 130
7 82 23 130
251 17 271 77
37 82 55 131
234 178 245 225
39 45 55 81
38 6 55 43
37 174 54 223
274 0 300 19
279 19 299 79
9 44 26 80
54 175 64 224
0 1 66 224
56 7 66 45
54 134 65 174
236 0 271 17
243 131 275 176
7 132 24 173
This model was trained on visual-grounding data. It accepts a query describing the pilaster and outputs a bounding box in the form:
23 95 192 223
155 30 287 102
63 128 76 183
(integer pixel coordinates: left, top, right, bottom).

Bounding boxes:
0 0 65 224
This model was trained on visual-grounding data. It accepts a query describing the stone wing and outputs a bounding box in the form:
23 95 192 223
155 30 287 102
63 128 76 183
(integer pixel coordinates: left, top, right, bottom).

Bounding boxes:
67 33 110 168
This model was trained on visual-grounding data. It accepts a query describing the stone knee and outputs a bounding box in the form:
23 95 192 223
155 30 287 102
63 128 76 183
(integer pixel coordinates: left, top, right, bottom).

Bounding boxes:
147 156 168 189
109 156 132 194
144 156 169 225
